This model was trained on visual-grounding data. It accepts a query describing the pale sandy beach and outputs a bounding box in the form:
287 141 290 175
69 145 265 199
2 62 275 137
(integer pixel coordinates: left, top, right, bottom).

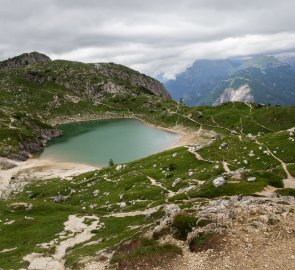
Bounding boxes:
0 157 96 199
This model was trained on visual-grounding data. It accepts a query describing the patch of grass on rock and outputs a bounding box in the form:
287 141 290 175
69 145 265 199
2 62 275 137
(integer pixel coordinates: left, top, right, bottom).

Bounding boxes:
276 188 295 197
110 238 182 270
172 213 197 240
189 233 223 252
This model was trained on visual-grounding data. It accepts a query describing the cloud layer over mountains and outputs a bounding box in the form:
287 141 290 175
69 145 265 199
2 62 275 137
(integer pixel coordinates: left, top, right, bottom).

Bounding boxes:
1 0 295 79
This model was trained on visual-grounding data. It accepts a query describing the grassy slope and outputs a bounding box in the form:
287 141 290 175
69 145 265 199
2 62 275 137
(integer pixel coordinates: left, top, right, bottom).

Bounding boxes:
0 59 167 157
0 59 295 269
0 100 295 268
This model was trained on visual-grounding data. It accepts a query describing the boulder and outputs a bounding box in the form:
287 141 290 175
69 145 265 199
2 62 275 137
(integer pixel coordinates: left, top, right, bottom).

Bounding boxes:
247 177 256 182
118 202 127 208
115 164 126 171
0 159 17 170
53 194 65 203
93 190 100 196
172 178 182 188
9 202 33 211
219 142 228 150
213 176 225 187
153 204 181 235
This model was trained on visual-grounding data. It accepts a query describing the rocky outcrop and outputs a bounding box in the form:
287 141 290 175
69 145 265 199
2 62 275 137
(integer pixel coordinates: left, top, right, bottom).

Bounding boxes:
5 128 63 161
153 204 181 235
214 84 254 105
15 53 170 101
101 82 125 95
95 63 170 98
0 159 17 170
127 73 170 98
187 195 295 244
0 52 51 70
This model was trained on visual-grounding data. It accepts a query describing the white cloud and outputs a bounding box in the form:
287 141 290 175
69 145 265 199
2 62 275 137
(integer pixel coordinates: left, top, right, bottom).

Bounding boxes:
1 0 295 79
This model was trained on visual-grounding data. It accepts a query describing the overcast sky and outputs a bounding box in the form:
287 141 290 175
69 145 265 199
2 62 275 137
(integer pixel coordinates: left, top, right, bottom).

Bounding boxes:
1 0 295 79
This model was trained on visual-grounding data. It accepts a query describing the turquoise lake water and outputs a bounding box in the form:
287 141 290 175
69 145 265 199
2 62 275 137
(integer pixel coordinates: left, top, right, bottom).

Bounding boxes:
38 119 181 167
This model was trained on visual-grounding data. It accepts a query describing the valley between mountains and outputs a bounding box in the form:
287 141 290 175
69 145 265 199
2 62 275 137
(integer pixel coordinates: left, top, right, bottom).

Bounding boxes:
0 52 295 270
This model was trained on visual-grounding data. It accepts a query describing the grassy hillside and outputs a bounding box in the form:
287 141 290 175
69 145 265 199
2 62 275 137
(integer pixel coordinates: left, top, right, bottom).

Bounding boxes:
0 52 170 159
1 99 295 269
0 53 295 270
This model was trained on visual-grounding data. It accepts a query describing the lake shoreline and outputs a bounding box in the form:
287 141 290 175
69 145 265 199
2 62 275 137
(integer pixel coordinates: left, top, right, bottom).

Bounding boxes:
48 113 208 149
0 157 96 199
1 114 209 198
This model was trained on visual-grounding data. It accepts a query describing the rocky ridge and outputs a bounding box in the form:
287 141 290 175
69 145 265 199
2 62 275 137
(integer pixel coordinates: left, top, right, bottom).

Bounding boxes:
0 52 51 70
95 63 170 98
165 55 295 106
0 52 170 160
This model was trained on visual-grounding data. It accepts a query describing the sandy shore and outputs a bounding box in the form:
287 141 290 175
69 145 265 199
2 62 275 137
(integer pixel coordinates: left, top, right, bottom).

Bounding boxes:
0 157 96 199
0 115 210 199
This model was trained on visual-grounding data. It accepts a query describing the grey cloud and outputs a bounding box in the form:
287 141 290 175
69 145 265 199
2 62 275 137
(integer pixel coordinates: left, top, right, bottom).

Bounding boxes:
0 0 295 78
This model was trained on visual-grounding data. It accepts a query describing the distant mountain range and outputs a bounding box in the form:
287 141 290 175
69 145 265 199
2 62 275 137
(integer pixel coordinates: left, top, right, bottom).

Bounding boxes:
165 55 295 106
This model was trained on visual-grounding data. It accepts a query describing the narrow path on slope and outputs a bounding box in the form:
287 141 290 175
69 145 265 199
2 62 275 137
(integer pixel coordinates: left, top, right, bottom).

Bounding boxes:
245 102 253 113
186 146 214 163
24 215 101 270
240 117 244 134
171 104 295 188
104 205 162 218
146 176 175 197
254 138 295 187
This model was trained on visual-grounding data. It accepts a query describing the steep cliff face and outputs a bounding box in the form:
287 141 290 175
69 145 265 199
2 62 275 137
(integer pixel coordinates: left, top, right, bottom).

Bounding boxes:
213 84 254 105
164 59 239 105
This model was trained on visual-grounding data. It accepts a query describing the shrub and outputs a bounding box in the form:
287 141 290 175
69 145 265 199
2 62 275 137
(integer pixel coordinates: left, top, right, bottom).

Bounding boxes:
189 233 211 252
110 238 182 270
268 177 284 188
109 158 114 167
168 163 177 171
276 188 295 197
172 213 197 240
152 227 170 240
196 218 212 227
189 233 222 252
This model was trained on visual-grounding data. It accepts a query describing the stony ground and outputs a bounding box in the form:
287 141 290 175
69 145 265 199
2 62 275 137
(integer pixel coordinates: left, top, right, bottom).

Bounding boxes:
81 195 295 270
171 198 295 270
164 221 295 270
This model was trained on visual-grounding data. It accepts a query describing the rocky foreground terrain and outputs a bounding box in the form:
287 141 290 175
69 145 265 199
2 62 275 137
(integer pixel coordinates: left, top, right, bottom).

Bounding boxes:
82 195 295 270
172 195 295 270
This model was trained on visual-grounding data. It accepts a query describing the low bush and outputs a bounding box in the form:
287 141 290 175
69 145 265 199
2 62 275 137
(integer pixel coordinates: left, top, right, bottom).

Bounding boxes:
276 188 295 197
189 233 223 252
110 238 182 270
172 213 197 240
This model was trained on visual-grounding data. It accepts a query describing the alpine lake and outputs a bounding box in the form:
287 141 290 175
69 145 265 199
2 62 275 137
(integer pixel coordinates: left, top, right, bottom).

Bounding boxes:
36 119 181 167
